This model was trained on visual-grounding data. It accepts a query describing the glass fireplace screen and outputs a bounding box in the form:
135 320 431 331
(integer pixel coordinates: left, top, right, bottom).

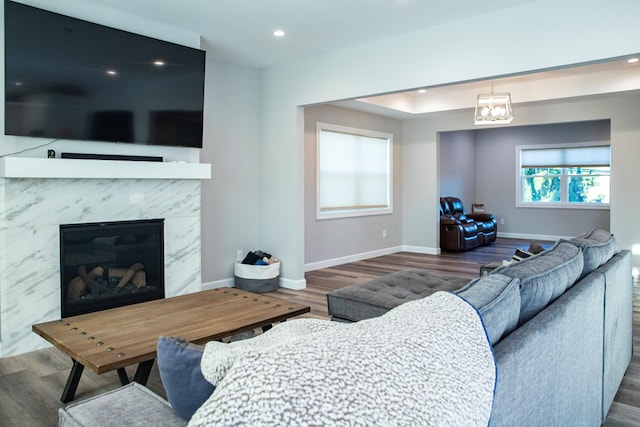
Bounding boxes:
59 219 165 318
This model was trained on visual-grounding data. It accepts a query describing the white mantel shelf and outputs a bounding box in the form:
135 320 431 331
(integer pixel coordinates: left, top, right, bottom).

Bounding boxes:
0 157 211 180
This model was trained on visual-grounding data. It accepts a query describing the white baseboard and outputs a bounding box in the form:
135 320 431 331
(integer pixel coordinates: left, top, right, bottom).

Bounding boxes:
279 277 306 290
401 245 440 255
201 279 233 290
304 246 403 272
201 277 306 291
497 231 570 242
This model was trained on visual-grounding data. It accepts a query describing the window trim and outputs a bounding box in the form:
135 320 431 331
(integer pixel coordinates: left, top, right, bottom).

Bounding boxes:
515 142 611 210
316 122 393 220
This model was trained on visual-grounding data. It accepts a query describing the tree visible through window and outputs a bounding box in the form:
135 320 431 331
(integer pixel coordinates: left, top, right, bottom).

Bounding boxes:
518 144 610 207
317 123 392 219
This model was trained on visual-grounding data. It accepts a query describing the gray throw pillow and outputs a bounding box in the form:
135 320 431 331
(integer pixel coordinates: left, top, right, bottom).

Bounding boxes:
560 229 617 279
493 242 583 326
454 274 520 345
157 336 215 420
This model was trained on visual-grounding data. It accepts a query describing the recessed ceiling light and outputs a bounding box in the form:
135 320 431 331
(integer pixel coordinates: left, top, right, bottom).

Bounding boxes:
627 57 639 64
273 30 285 37
154 60 165 66
106 70 117 75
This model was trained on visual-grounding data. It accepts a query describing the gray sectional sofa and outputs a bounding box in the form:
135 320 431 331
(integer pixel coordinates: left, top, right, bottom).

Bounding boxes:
327 229 633 426
490 243 632 425
59 230 633 426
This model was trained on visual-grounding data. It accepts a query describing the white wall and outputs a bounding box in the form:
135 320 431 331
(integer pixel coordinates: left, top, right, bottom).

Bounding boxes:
607 93 640 272
258 0 640 282
303 105 403 268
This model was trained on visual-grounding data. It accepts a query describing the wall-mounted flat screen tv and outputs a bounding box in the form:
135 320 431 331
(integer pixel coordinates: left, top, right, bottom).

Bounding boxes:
4 0 206 148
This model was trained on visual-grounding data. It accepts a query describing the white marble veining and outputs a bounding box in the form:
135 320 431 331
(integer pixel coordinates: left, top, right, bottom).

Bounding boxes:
0 176 204 356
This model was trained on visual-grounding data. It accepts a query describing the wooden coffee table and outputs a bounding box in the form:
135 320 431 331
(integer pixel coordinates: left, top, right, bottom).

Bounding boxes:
32 288 310 402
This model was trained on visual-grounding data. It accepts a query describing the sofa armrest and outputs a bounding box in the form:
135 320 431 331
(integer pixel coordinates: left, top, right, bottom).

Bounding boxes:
440 216 461 225
467 213 495 222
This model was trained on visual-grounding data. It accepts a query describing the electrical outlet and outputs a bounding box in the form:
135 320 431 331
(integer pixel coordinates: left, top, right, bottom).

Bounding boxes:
382 229 387 238
500 218 505 225
236 250 243 261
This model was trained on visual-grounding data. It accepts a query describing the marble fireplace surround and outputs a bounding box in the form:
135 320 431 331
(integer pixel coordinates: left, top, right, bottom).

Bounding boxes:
0 157 211 357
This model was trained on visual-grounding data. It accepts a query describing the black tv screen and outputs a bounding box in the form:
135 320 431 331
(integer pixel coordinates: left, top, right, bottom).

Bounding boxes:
4 0 206 148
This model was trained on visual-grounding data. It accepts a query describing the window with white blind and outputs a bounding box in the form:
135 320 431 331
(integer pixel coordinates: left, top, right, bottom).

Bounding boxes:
316 123 392 219
517 143 610 208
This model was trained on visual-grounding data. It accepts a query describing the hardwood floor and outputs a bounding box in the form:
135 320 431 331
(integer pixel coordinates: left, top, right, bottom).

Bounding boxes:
1 238 638 426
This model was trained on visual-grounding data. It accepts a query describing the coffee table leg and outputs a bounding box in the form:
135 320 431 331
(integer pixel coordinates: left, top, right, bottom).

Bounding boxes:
117 368 130 385
133 359 155 385
61 359 84 403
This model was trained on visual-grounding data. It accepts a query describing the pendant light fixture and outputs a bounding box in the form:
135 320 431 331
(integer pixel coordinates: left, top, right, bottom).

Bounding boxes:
474 81 513 125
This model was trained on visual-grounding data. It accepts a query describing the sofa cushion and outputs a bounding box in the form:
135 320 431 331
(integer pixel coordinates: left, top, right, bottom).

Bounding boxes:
560 229 617 279
157 336 215 421
492 242 583 325
454 274 520 345
326 269 470 322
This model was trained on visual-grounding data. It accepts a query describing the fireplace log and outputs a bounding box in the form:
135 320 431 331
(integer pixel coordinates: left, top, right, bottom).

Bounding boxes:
78 266 105 291
109 268 147 288
68 266 104 300
117 263 145 288
108 268 128 279
131 271 147 288
67 277 86 300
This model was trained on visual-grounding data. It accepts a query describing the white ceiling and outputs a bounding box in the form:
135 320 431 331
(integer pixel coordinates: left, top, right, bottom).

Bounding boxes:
19 0 538 68
338 58 640 119
16 0 640 118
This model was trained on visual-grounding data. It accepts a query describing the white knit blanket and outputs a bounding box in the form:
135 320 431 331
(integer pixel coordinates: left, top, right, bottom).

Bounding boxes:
189 292 496 427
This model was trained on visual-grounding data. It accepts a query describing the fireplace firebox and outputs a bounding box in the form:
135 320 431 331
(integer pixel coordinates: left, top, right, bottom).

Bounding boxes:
60 219 165 318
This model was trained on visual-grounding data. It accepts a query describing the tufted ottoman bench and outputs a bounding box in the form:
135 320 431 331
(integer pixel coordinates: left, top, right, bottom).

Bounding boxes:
326 269 470 322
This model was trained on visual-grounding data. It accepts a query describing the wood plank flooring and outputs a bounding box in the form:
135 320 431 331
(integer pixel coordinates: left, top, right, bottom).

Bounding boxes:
1 238 638 426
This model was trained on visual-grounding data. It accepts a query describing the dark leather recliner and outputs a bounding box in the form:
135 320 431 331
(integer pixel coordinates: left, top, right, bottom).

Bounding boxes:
439 197 497 252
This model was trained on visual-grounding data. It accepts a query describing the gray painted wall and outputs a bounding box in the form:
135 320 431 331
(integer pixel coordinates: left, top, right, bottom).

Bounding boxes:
304 105 403 266
438 120 611 238
438 130 476 207
199 52 261 283
473 120 610 238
